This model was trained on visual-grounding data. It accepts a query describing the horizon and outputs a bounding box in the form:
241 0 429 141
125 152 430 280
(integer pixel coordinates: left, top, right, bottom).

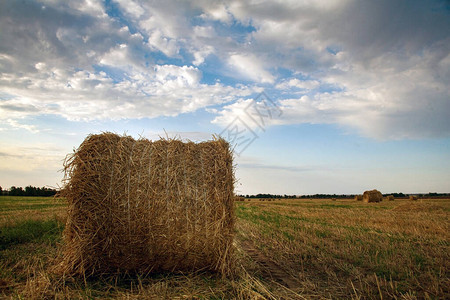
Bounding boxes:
1 184 449 198
1 0 449 194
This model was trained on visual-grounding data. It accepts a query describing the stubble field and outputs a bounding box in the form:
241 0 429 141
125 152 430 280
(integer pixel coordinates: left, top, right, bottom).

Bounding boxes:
0 196 448 299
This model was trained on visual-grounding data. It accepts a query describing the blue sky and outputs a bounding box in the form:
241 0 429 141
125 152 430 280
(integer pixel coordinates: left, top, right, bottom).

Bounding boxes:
0 0 449 194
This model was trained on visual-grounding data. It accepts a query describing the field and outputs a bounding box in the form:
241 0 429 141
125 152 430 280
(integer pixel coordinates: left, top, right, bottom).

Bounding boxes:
0 196 448 299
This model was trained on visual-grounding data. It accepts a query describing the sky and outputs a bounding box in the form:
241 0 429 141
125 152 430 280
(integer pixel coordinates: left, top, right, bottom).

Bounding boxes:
0 0 449 195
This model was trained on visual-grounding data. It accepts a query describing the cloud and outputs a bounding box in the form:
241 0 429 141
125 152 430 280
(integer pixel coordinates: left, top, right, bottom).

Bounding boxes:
228 53 275 83
0 0 256 122
1 0 449 140
275 78 320 91
0 143 64 172
113 0 145 18
4 119 40 133
216 0 450 139
238 162 312 173
0 63 254 121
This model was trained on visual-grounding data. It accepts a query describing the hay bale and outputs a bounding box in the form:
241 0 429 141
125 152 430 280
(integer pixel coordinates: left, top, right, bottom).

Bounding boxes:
354 195 363 201
409 195 418 201
60 133 235 277
386 195 395 201
362 189 383 203
331 198 337 201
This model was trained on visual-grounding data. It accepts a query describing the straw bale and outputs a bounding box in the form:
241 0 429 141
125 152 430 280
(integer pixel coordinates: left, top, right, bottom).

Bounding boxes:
409 195 418 201
386 195 395 201
354 195 363 201
60 133 235 277
362 189 383 203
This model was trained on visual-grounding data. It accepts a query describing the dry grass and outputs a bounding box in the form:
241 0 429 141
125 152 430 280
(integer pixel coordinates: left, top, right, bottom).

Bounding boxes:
1 196 449 299
386 195 395 201
235 198 449 298
60 133 235 277
0 196 66 227
363 190 383 203
354 195 363 201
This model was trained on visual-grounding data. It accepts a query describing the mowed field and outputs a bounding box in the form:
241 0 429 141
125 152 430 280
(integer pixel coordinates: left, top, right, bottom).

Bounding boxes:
0 196 448 299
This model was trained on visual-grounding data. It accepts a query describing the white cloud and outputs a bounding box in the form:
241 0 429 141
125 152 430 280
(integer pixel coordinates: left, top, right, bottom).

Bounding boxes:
275 78 320 91
199 2 233 23
228 54 275 83
0 0 449 140
0 62 254 122
214 0 450 139
113 0 144 18
192 45 215 66
0 143 64 172
154 65 201 86
4 119 40 133
147 30 179 57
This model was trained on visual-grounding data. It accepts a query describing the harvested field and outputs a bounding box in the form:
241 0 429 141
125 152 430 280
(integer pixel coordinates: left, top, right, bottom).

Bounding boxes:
1 196 449 299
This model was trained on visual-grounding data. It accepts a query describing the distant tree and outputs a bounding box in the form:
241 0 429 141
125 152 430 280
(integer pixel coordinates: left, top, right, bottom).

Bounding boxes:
40 187 57 197
25 185 37 196
0 186 3 196
9 186 25 196
3 185 56 197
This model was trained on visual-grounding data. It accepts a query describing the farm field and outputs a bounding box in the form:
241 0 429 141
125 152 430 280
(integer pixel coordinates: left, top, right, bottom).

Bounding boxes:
0 196 448 299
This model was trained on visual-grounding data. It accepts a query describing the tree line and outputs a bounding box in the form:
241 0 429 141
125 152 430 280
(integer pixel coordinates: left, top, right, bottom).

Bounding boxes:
0 185 57 197
238 192 450 199
240 193 298 199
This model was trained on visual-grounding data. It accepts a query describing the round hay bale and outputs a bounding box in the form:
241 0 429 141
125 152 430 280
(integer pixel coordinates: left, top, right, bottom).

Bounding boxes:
60 133 235 277
331 198 337 201
386 195 395 201
354 195 363 201
362 189 383 203
409 195 418 201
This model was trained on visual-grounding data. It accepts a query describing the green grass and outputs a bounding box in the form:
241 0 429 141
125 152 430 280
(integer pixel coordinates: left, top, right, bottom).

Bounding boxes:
0 196 66 212
0 218 64 250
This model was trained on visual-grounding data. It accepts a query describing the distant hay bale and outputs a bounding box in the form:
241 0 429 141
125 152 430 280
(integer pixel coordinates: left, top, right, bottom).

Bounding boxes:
354 195 363 201
331 198 337 201
362 189 383 203
386 195 395 201
409 195 418 201
234 196 245 202
60 133 235 277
